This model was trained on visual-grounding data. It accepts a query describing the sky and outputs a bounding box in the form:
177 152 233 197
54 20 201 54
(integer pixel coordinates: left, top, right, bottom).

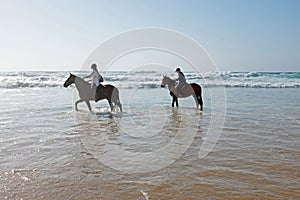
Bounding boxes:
0 0 299 72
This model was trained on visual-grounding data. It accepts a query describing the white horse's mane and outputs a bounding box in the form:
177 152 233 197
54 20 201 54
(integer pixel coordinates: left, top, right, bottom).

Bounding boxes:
73 74 94 101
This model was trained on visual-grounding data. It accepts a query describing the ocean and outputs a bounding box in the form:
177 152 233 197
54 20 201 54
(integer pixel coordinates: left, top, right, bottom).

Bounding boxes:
0 71 299 199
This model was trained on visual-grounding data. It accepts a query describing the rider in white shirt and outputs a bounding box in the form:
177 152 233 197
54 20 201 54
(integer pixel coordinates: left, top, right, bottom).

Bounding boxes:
83 63 103 93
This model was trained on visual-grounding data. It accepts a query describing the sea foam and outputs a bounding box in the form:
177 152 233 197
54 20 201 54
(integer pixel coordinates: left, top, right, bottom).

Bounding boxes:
0 71 299 89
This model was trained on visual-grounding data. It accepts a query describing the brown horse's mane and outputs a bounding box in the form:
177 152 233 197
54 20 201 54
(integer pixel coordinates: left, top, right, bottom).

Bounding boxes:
164 76 177 86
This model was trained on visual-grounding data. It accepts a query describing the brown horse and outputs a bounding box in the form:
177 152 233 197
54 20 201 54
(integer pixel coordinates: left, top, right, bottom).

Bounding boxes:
63 73 122 112
161 76 203 110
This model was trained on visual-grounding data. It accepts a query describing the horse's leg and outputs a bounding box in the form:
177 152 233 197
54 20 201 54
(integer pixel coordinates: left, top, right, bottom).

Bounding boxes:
117 94 123 112
172 96 178 107
118 102 123 112
113 89 122 112
75 99 83 111
111 99 122 112
196 86 203 111
198 95 203 111
191 84 203 111
85 101 92 112
193 94 199 109
114 99 122 112
112 103 116 112
107 99 113 111
171 92 178 107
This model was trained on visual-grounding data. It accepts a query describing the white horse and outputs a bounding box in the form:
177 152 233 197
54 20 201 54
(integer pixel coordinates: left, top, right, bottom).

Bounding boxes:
63 73 122 112
63 73 95 112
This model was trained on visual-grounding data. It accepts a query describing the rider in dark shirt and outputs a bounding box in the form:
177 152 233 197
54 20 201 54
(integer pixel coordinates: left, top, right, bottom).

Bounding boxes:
175 67 187 96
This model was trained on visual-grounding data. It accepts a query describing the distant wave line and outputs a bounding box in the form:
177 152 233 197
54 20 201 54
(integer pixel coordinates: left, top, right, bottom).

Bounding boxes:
0 71 299 89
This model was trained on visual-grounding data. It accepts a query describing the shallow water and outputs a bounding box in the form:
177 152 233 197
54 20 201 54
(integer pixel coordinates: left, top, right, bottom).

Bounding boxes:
0 82 300 199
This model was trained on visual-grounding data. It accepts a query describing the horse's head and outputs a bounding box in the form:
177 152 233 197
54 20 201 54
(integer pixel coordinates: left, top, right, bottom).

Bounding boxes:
161 75 176 88
161 75 167 88
63 73 76 87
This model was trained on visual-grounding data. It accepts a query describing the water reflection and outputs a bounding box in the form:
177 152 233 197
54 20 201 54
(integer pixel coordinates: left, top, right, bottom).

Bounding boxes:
73 111 120 157
71 106 204 176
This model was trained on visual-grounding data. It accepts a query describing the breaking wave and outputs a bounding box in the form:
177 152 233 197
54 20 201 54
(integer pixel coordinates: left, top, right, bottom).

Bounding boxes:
0 71 299 89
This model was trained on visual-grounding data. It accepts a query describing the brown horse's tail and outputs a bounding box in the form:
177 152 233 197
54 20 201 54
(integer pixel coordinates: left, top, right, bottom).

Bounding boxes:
191 83 203 111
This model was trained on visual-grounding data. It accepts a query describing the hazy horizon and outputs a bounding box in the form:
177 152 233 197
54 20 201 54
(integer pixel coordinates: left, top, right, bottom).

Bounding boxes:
0 68 299 73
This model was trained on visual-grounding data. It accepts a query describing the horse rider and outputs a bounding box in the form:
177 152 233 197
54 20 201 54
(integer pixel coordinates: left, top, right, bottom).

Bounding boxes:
175 67 187 96
83 63 103 94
